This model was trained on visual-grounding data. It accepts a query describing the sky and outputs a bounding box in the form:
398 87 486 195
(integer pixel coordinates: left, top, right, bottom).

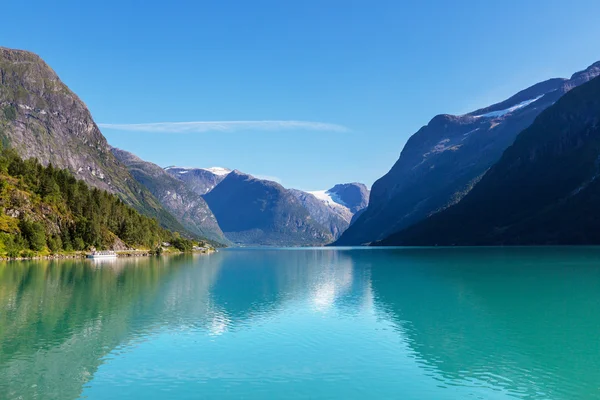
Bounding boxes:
2 0 600 190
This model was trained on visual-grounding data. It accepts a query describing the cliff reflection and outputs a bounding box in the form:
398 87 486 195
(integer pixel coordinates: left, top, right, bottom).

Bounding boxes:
368 247 600 399
0 255 204 399
0 250 375 399
8 248 596 399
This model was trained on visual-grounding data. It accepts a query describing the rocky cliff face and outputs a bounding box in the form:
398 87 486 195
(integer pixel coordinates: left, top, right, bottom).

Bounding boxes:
0 47 187 234
203 171 333 246
336 61 600 245
378 75 600 245
0 47 112 191
112 148 228 244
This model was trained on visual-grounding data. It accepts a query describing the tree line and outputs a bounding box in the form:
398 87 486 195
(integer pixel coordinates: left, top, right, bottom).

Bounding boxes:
0 146 198 257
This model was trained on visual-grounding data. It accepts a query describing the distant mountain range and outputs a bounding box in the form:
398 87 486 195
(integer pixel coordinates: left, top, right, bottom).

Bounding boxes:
336 60 600 245
163 165 370 246
113 151 371 247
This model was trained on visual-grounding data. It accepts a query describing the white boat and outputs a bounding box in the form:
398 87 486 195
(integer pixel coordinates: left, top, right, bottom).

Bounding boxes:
87 250 117 259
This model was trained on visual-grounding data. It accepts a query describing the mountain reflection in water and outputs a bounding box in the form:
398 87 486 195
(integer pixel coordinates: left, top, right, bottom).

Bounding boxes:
1 248 600 399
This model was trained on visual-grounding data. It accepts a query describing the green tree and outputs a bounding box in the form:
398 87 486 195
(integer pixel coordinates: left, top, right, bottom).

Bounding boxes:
47 235 63 253
2 233 26 258
73 237 86 251
172 237 194 252
0 146 187 256
19 220 46 251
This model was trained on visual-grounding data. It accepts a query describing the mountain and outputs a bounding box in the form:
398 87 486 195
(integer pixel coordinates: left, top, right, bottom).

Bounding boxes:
0 47 188 234
111 148 228 245
336 61 600 245
324 183 370 214
165 166 231 195
288 189 350 239
377 74 600 246
203 170 333 246
290 183 370 239
165 162 369 241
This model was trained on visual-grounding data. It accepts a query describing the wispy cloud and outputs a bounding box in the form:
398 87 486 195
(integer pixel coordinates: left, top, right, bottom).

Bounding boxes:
98 120 349 133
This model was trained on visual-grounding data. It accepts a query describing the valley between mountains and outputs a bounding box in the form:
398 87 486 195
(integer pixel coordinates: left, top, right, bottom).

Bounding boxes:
114 148 370 246
2 44 600 252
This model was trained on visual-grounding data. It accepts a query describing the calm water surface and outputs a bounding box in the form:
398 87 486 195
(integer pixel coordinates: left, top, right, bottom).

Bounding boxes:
1 247 600 399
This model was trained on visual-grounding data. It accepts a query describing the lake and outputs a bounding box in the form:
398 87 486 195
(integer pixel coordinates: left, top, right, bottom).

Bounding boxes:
1 247 600 399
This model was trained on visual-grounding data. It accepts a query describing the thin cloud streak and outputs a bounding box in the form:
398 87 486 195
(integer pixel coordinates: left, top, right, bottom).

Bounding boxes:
98 120 349 133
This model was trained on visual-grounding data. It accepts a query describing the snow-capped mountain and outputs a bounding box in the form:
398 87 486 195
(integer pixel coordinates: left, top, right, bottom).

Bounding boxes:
308 190 350 213
165 166 232 195
307 183 370 221
201 167 232 176
291 183 370 239
165 164 369 244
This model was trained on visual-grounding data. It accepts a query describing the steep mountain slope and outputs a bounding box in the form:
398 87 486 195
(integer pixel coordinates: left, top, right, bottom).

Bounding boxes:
166 166 231 195
378 75 600 246
290 183 370 239
111 148 228 244
288 189 350 239
336 61 600 245
203 171 333 246
0 47 186 233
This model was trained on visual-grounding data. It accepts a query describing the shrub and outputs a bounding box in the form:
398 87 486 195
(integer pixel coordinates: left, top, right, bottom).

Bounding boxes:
3 105 17 121
152 245 163 256
21 249 35 258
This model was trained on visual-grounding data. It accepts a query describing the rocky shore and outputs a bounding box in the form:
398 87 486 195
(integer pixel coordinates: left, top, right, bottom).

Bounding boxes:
0 249 214 261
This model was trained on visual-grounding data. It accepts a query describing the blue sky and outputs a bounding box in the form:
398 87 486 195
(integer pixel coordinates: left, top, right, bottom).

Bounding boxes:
2 0 600 190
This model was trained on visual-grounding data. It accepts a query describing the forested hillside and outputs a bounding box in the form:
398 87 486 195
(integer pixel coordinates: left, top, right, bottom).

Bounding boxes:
0 146 197 257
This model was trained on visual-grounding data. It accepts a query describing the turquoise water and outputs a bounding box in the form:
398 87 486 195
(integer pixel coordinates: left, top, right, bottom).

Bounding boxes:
2 247 600 399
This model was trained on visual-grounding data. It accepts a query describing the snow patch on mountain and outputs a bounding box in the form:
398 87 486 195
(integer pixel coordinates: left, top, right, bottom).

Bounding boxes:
202 167 232 176
308 190 348 209
463 128 480 137
165 166 232 176
473 95 545 119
